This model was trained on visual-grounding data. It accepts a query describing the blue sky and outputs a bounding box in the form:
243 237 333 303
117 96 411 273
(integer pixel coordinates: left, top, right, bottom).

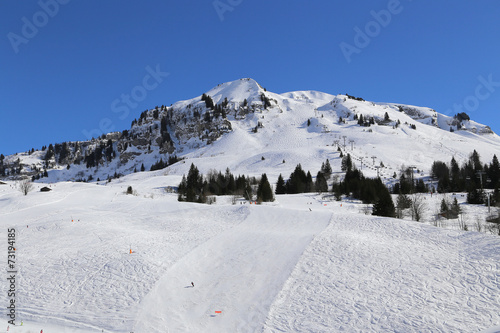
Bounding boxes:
1 0 500 156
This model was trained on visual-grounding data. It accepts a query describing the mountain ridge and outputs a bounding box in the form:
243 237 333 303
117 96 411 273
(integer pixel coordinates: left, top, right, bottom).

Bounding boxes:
1 78 498 184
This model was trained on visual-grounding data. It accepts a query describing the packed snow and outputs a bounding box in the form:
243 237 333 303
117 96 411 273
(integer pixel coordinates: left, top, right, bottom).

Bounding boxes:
1 171 499 332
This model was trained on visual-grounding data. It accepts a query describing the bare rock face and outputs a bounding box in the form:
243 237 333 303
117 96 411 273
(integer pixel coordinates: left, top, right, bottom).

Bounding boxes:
398 105 435 122
480 126 494 134
119 152 141 164
131 138 149 148
159 141 175 155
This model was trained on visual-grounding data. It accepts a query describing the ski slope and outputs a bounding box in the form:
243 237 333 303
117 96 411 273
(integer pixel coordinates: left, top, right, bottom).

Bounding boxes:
134 206 331 332
264 212 500 332
1 172 500 332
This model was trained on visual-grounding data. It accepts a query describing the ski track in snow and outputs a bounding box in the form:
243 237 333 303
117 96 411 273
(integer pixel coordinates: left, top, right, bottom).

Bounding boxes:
133 206 332 333
263 214 500 333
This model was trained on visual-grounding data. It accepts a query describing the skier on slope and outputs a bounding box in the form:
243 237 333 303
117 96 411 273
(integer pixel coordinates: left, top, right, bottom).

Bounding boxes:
191 282 194 287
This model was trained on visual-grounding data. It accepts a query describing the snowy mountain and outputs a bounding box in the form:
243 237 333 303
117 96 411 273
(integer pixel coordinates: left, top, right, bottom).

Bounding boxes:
2 78 500 332
1 77 499 186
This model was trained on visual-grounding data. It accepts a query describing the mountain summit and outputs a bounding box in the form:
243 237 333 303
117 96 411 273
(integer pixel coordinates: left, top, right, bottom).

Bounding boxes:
204 78 265 104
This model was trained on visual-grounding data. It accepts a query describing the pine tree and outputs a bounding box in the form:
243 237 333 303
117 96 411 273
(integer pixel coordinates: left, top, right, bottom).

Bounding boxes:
178 175 187 201
140 163 145 172
275 174 286 194
105 139 113 162
320 159 332 179
467 188 484 204
450 157 461 191
431 161 450 193
415 179 427 193
470 150 482 172
372 187 395 217
333 183 342 201
45 144 54 162
396 193 411 218
440 199 449 218
315 171 328 193
286 164 308 194
341 154 353 172
488 154 500 189
178 163 205 203
204 111 212 122
204 95 214 109
257 173 274 202
357 114 364 126
450 197 461 218
305 171 313 192
384 112 390 121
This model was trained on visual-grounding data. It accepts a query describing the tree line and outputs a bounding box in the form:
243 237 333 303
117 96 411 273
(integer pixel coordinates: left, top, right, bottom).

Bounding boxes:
431 150 500 205
178 158 396 218
178 164 273 203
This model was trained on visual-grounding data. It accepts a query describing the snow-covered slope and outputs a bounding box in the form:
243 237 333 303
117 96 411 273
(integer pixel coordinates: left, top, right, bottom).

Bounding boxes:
264 210 500 332
1 173 499 332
